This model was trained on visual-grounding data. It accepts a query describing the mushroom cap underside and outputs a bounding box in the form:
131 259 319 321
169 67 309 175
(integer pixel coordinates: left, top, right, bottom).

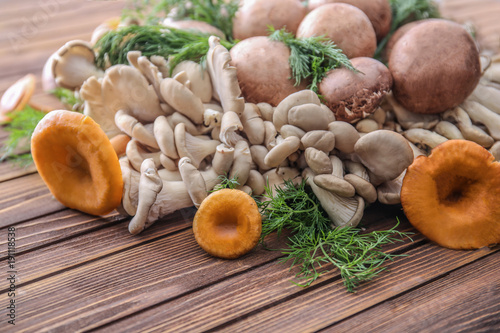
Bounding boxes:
193 189 262 259
31 110 123 216
401 140 500 249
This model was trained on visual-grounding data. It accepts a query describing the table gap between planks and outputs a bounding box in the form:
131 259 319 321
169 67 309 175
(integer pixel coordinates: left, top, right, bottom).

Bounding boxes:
0 0 498 332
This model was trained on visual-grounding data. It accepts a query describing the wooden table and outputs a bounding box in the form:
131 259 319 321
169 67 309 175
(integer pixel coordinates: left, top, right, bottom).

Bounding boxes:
0 1 498 332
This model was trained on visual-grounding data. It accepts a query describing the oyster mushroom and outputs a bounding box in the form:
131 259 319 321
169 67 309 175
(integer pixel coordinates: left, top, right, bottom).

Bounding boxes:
219 111 245 147
160 78 205 124
353 130 414 185
207 36 245 115
319 57 392 123
178 157 208 208
172 61 213 103
240 103 265 145
288 103 335 131
303 168 365 228
174 123 220 168
461 100 500 140
328 121 360 154
264 136 301 168
273 89 321 131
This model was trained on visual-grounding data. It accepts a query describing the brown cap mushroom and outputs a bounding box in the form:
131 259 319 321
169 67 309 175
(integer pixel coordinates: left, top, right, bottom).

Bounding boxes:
319 57 393 123
230 36 308 106
307 0 392 41
297 3 377 59
389 19 481 114
232 0 307 40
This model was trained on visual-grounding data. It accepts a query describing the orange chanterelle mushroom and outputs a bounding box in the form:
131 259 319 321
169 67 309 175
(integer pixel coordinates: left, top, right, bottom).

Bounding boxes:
193 189 262 259
401 139 500 249
31 110 123 216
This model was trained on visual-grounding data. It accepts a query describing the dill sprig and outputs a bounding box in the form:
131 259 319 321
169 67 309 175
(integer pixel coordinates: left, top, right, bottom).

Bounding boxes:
258 179 412 292
375 0 440 60
123 0 240 41
50 87 84 111
94 25 235 72
1 105 46 165
212 174 240 191
268 27 356 93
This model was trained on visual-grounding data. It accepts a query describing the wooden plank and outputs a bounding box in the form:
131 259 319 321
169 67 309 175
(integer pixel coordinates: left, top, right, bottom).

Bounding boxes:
326 252 500 333
4 229 290 332
0 161 37 183
89 218 420 333
0 173 65 226
0 209 123 259
211 245 498 333
0 208 194 281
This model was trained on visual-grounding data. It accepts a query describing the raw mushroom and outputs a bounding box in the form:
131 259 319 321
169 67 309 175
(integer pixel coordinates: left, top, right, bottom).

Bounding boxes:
160 78 205 124
303 168 365 228
304 147 333 174
178 157 208 208
297 3 377 59
232 0 307 40
384 92 439 130
128 159 164 235
273 90 321 131
153 116 179 160
102 64 165 122
353 130 414 185
469 82 500 114
389 19 481 114
174 123 220 168
172 61 213 103
328 121 360 154
49 40 104 90
301 130 336 153
240 103 265 145
80 77 122 139
461 100 500 140
377 170 406 205
207 36 245 115
115 110 159 149
288 103 335 131
126 139 161 171
307 0 392 41
264 136 301 168
230 36 308 106
319 57 392 123
219 111 245 146
403 128 448 150
442 106 495 148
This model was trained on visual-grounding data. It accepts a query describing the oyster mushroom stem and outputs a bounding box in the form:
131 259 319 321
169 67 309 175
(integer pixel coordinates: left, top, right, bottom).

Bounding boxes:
126 139 162 172
264 136 301 168
229 140 252 187
174 123 220 168
469 82 500 114
442 107 494 148
385 93 439 129
179 157 208 208
273 90 320 131
207 36 245 115
160 78 205 124
219 111 244 146
303 168 365 228
115 110 159 149
403 128 448 150
154 116 179 160
461 100 500 140
241 103 265 145
128 159 163 235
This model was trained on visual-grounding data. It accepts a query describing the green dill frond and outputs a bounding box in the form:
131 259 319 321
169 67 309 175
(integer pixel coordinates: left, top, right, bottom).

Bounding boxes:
375 0 440 60
268 27 356 93
258 177 413 292
94 24 235 72
211 174 240 191
50 87 83 111
122 0 240 41
1 105 46 165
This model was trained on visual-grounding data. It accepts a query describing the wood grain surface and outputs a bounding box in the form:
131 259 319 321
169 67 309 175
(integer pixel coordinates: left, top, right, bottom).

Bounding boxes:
0 1 499 332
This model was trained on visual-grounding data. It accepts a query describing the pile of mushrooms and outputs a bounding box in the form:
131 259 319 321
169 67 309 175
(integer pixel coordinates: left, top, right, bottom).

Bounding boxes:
40 15 500 238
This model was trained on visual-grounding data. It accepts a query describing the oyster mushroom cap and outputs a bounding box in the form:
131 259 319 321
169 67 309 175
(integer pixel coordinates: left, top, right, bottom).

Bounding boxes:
303 168 365 228
80 76 122 139
389 19 481 114
230 36 308 106
319 57 392 123
354 130 414 185
328 121 360 153
174 123 220 168
172 61 213 103
101 65 165 122
51 40 104 90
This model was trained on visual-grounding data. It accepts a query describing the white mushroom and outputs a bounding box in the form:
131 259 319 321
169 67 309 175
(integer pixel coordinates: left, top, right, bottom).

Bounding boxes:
403 128 448 150
128 159 164 235
50 40 104 89
172 60 213 103
219 111 245 146
303 168 365 228
160 78 205 124
80 76 121 138
102 64 165 122
461 100 500 140
174 123 220 168
264 136 301 168
273 90 321 131
240 103 265 145
353 130 414 185
206 36 245 115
